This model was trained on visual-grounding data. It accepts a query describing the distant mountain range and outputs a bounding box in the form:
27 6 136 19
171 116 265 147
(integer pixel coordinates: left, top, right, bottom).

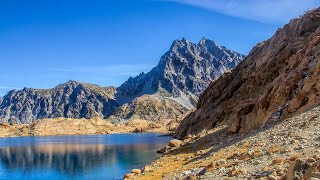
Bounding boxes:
0 81 118 124
0 38 245 124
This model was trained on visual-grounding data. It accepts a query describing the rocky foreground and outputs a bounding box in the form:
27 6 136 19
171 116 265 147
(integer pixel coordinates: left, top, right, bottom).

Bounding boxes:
126 105 320 180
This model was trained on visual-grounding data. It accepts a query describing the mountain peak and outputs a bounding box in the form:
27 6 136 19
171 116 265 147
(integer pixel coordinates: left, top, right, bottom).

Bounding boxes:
171 38 190 47
117 37 245 105
198 37 218 47
181 37 189 42
65 80 80 85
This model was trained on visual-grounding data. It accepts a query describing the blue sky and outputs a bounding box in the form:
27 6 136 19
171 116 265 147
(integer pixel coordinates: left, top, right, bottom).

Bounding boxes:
0 0 319 96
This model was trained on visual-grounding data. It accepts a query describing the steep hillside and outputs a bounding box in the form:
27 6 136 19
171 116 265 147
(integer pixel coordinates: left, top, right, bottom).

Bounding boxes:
132 105 320 180
176 8 320 138
0 81 118 124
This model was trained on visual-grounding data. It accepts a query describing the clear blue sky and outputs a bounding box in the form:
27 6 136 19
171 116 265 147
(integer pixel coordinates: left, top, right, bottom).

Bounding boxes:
0 0 318 96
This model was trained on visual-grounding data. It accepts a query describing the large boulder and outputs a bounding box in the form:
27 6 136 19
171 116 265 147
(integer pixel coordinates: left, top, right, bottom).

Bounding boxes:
169 139 183 147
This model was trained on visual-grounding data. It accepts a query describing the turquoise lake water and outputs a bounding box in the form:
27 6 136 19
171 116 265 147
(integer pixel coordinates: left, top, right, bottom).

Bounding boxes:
0 133 171 180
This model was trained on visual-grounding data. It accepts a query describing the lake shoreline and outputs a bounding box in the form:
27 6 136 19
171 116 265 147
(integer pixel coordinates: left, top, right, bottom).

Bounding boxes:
0 117 177 138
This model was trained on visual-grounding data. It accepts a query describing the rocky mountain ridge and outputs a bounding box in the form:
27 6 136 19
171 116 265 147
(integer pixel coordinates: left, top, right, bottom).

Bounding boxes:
0 81 118 124
0 38 245 124
176 8 320 138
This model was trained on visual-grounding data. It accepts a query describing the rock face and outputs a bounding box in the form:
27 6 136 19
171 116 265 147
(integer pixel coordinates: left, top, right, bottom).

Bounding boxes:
176 8 320 138
116 38 245 107
0 81 118 124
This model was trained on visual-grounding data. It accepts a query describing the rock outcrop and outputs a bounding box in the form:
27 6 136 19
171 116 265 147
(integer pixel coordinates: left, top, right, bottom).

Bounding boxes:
108 95 189 123
0 81 118 124
176 8 320 138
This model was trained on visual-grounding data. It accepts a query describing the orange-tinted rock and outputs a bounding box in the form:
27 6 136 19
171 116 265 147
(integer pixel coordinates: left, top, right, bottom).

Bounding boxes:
169 139 183 147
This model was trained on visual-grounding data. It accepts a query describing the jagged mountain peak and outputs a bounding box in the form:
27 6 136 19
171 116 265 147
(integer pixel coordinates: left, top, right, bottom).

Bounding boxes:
198 37 217 46
116 38 245 106
169 38 193 52
170 37 218 51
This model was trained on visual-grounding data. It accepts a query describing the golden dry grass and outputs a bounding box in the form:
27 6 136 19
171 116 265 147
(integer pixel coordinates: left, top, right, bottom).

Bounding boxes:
0 117 176 137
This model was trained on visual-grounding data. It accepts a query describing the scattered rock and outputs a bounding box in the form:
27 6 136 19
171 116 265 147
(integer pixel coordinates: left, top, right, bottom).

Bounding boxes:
207 162 215 169
228 167 246 177
267 175 277 180
157 145 170 153
253 171 273 178
272 158 285 165
289 154 301 161
195 150 205 156
182 170 192 176
169 139 183 147
193 167 206 176
133 127 143 133
124 173 135 179
184 134 193 140
301 160 320 179
142 165 152 173
185 175 197 180
239 152 251 160
215 159 227 166
286 159 312 179
131 169 141 174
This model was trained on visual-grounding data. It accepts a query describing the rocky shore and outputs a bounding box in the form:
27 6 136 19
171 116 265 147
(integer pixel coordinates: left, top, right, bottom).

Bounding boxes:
125 105 320 179
0 117 180 138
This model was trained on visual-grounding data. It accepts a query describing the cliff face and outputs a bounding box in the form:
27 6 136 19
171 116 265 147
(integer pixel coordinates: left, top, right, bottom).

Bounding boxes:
116 38 245 106
0 81 118 124
176 8 320 138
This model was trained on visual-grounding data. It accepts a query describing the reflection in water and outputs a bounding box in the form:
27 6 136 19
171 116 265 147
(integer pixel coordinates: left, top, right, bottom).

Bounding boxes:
0 134 170 179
